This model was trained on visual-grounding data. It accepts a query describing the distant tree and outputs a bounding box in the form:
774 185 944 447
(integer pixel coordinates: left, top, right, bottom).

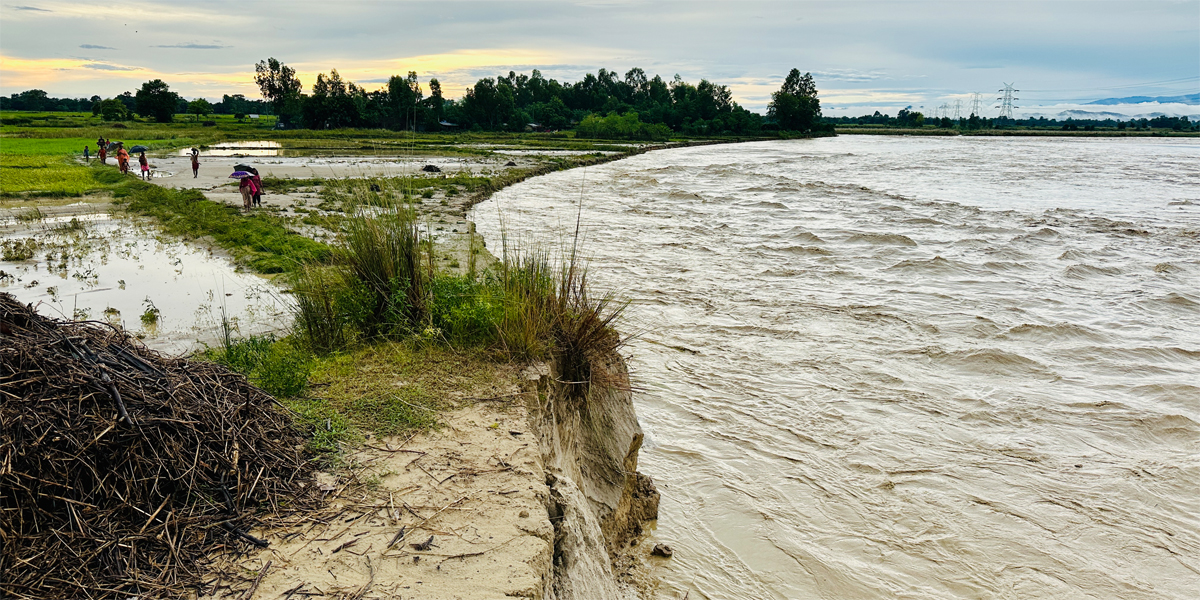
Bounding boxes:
116 91 137 112
255 58 303 126
461 77 514 129
768 69 821 131
98 98 129 121
304 69 363 129
187 98 214 120
17 89 51 111
135 79 179 122
386 71 423 130
425 78 444 126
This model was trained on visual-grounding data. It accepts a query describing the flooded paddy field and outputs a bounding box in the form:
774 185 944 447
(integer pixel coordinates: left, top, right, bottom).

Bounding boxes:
1 204 288 354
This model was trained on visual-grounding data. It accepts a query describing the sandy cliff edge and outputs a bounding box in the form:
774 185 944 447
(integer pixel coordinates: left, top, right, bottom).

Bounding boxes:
207 358 659 600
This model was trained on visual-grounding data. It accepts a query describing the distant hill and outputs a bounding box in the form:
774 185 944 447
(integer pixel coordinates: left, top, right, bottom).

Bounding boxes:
1087 92 1200 105
1020 108 1200 120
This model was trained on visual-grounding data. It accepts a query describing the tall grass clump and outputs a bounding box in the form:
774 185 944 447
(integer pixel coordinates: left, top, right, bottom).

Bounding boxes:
338 199 427 336
550 259 627 396
290 264 350 354
493 247 558 358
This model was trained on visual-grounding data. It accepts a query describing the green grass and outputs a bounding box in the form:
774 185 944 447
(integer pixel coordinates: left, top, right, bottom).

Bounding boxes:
201 333 509 456
122 184 331 274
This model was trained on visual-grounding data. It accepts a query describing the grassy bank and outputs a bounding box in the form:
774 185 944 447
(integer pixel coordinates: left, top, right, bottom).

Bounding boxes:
191 198 624 460
119 183 331 274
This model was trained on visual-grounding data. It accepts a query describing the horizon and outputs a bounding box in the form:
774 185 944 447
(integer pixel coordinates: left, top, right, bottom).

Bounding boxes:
2 0 1197 118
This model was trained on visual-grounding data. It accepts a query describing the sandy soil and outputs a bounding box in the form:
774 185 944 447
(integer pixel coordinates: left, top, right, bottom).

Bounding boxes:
204 381 562 599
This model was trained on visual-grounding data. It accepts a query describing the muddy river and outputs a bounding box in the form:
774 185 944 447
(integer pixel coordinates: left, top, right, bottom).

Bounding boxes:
472 136 1200 599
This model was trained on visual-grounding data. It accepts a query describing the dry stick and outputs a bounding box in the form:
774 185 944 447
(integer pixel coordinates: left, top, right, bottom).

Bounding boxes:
364 444 425 455
100 371 131 425
280 582 305 600
239 560 270 600
386 526 407 550
137 496 171 535
386 496 470 552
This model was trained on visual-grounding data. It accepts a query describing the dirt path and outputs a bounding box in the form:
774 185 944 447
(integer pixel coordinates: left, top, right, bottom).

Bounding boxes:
205 381 564 599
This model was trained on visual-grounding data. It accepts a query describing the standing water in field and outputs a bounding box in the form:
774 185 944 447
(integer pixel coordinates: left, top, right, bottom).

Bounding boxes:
0 211 289 354
472 136 1200 599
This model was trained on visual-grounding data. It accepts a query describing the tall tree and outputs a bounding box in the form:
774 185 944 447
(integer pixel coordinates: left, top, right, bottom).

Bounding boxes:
386 71 423 130
135 79 180 122
255 58 302 125
768 69 821 131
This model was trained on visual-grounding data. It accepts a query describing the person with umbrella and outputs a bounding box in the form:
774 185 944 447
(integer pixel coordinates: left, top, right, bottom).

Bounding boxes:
232 170 256 211
190 148 200 178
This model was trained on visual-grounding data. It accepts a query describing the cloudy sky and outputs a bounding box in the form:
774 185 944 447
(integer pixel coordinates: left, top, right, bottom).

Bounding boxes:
2 0 1197 117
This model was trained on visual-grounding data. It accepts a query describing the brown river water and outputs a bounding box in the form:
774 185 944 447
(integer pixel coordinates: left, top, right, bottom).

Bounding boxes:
471 136 1200 599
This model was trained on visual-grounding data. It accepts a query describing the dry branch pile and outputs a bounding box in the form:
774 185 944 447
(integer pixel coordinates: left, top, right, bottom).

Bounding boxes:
0 292 316 599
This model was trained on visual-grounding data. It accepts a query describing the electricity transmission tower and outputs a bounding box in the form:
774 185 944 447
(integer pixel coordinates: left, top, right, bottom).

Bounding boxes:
953 100 963 120
970 92 984 117
996 83 1019 119
938 103 951 119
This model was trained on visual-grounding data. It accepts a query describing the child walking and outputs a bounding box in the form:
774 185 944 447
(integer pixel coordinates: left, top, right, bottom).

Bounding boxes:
138 152 150 180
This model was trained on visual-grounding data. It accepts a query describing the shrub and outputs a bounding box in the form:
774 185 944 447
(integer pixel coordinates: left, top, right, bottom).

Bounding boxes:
204 333 311 398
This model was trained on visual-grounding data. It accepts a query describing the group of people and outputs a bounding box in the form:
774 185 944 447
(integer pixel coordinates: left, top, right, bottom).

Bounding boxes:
238 168 263 211
92 137 151 181
84 139 262 210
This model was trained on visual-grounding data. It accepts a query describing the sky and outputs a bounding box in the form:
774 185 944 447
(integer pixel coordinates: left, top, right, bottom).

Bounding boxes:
2 0 1198 118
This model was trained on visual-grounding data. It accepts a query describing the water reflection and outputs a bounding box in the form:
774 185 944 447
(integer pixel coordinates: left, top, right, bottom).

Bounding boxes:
179 141 282 157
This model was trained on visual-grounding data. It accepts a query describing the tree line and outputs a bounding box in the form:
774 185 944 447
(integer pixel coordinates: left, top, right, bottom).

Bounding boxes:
1 88 270 118
2 62 829 137
825 109 1196 131
253 58 825 135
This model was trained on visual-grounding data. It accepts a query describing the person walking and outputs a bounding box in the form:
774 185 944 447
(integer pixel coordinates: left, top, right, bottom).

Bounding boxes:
249 167 263 208
239 176 254 211
84 145 90 162
138 152 150 180
116 144 130 175
190 148 200 178
98 142 107 165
